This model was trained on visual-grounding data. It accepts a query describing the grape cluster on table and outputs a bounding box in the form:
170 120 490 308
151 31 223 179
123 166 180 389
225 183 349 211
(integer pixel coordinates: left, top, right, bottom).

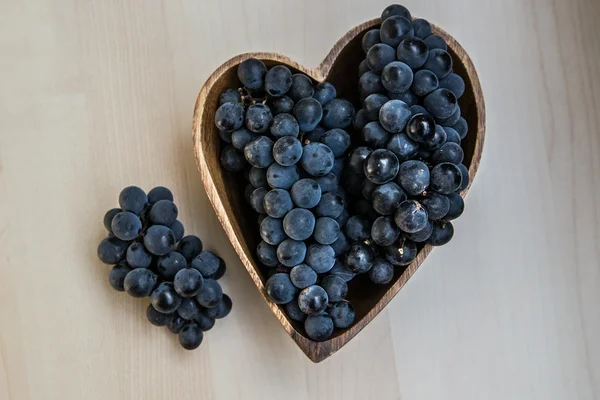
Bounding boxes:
216 3 469 342
97 186 232 350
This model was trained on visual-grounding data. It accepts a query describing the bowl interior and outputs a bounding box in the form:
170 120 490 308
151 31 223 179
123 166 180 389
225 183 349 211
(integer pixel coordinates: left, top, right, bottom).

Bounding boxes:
194 20 483 358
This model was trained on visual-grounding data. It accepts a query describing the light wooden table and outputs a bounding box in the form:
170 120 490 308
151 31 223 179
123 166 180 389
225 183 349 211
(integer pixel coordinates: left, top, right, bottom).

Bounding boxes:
1 0 599 399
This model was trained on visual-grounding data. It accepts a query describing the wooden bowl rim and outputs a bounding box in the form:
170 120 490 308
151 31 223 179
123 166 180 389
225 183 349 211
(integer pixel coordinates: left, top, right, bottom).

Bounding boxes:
192 18 485 363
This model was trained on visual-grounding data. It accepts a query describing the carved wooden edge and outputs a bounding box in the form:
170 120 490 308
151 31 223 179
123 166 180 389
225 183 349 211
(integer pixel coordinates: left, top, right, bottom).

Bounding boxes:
192 18 485 363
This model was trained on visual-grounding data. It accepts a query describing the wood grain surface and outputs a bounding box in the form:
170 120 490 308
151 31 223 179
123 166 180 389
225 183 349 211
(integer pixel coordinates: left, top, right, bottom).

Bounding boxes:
0 0 599 399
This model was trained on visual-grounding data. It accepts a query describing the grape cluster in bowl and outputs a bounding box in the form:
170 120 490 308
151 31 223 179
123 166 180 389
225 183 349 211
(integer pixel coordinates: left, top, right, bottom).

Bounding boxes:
97 186 232 350
216 3 470 342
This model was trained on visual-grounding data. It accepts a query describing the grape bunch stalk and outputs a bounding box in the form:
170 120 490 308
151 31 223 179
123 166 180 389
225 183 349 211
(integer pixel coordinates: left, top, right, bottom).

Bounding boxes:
97 185 232 350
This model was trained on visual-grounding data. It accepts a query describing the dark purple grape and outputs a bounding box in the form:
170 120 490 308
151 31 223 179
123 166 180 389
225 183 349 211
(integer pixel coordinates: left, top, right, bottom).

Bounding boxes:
344 242 375 273
265 273 297 304
371 216 401 247
421 191 450 220
313 82 337 106
119 186 148 216
146 304 174 327
368 258 394 284
237 58 267 90
432 142 464 165
379 100 411 133
304 314 333 341
177 235 203 262
412 18 432 39
289 74 314 101
124 268 157 298
384 238 417 266
179 323 203 350
439 73 465 99
98 236 128 264
196 279 223 308
397 160 430 195
366 43 396 73
362 28 381 53
277 239 307 267
394 200 428 233
270 113 300 139
265 65 292 97
328 302 355 329
157 251 187 279
428 221 454 246
372 182 406 215
430 163 462 194
387 133 419 161
103 208 121 233
424 34 447 51
458 164 470 191
271 96 294 114
151 282 182 314
321 275 347 302
423 49 453 79
406 221 433 243
174 268 204 298
215 102 244 132
380 16 414 48
396 37 429 70
381 4 411 21
298 285 329 315
411 69 439 97
109 261 131 291
443 192 464 221
364 149 400 185
362 122 389 148
381 61 413 93
406 113 436 142
321 99 355 129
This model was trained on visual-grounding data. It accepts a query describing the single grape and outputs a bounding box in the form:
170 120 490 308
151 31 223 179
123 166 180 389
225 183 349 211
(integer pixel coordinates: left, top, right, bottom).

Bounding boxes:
423 49 453 79
289 73 314 101
126 242 152 268
119 186 148 216
260 216 288 246
270 113 300 138
421 191 450 220
249 167 268 188
108 261 131 291
304 314 334 341
347 147 372 175
313 82 337 106
257 240 278 267
363 94 388 121
151 282 182 314
179 323 203 350
193 311 215 331
321 275 348 302
177 235 203 262
290 264 318 289
205 256 226 280
453 117 468 139
265 65 292 97
432 142 464 165
364 149 400 185
191 251 221 277
314 173 338 194
344 242 375 273
245 104 273 133
148 200 178 226
397 160 430 195
289 179 321 210
444 126 461 144
380 16 414 48
430 162 462 194
263 189 293 218
345 215 371 242
371 182 405 215
143 225 176 256
412 18 432 39
384 238 417 266
220 145 246 171
422 124 448 150
196 279 223 308
395 199 428 233
359 71 385 97
211 294 232 319
406 221 433 243
411 69 439 97
315 192 344 218
329 259 355 282
388 90 417 107
103 208 121 234
436 107 461 127
300 142 334 177
366 43 396 73
386 132 419 161
371 216 401 246
169 220 184 242
424 34 447 51
439 73 465 98
443 192 464 221
265 273 297 304
277 239 307 267
321 98 355 129
273 136 302 166
379 100 411 133
424 88 458 120
362 28 381 54
396 37 429 70
219 88 241 105
250 187 268 213
298 285 329 315
362 121 389 148
177 297 201 320
293 97 323 132
428 221 454 246
330 231 350 256
381 4 411 21
167 315 186 334
244 136 274 168
124 268 157 297
406 113 436 142
305 243 336 273
174 268 204 298
320 128 351 157
215 102 244 132
457 164 469 191
146 304 174 327
285 301 306 322
157 251 187 279
110 211 142 241
271 96 294 114
282 207 315 240
369 258 394 284
231 128 256 151
328 302 355 329
358 59 370 77
237 58 267 90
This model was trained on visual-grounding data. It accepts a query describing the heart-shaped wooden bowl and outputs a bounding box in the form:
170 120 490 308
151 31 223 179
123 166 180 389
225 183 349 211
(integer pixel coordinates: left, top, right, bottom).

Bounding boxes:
193 18 485 362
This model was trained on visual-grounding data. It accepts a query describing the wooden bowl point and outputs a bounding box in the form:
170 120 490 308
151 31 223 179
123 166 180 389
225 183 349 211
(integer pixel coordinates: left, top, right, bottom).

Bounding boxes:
193 18 485 363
